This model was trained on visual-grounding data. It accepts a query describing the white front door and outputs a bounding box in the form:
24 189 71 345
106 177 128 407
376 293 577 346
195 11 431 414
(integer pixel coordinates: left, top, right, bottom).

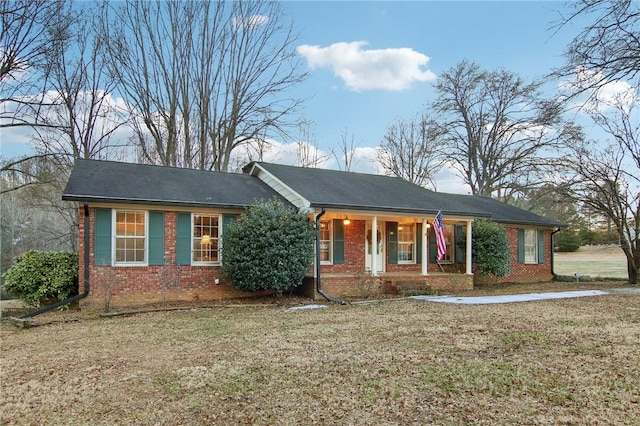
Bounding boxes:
365 221 385 273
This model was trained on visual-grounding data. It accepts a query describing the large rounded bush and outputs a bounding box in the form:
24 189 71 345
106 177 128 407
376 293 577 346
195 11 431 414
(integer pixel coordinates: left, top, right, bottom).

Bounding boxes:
2 250 78 307
221 199 315 294
472 219 511 277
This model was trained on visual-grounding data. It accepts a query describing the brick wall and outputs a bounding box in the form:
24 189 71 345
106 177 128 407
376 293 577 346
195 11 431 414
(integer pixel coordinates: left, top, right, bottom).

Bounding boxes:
78 206 555 309
78 207 266 312
474 227 553 285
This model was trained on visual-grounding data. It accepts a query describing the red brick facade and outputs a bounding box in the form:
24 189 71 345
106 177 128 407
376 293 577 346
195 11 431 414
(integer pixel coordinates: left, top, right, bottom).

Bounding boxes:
78 207 265 312
474 226 553 285
77 207 555 309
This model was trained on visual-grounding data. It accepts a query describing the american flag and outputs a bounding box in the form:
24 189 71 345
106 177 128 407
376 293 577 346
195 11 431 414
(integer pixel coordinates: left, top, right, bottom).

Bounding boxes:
433 210 447 261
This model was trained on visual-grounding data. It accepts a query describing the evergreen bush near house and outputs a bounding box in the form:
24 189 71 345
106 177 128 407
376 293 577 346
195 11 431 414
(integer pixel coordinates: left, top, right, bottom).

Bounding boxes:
221 199 315 294
2 250 78 307
472 219 510 277
554 229 581 252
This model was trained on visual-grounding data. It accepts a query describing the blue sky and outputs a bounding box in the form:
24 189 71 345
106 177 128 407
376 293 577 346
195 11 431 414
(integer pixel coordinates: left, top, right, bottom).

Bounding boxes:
282 1 574 157
1 1 600 193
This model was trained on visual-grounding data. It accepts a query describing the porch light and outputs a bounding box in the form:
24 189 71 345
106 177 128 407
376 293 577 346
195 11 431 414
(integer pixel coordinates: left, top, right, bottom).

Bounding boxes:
343 216 351 225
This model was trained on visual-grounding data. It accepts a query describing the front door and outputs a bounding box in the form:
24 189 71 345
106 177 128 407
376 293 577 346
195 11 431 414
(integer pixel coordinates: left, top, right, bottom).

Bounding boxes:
365 221 385 273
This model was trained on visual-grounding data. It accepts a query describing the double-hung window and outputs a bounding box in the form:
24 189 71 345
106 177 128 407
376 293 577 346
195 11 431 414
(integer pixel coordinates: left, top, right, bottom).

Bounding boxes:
114 210 147 265
524 229 538 264
398 223 415 263
319 220 332 263
193 214 220 264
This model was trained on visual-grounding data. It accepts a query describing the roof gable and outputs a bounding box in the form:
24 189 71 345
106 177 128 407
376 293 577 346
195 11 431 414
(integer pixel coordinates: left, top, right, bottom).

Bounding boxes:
63 159 284 209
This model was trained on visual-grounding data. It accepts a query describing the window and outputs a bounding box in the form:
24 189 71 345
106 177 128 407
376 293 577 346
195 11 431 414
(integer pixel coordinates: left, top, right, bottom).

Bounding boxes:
524 229 537 264
193 214 219 263
436 224 455 263
319 220 332 263
398 223 415 263
114 210 146 264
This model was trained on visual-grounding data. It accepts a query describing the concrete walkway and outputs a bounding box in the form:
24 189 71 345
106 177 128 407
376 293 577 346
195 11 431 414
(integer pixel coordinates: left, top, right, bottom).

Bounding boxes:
411 288 640 305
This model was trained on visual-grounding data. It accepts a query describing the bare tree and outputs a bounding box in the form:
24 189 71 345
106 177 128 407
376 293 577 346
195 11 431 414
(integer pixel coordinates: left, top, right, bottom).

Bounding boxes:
332 127 360 172
376 113 443 189
33 2 129 165
553 0 640 97
1 0 76 194
432 60 572 198
1 0 71 129
554 83 640 282
557 141 639 283
101 0 307 171
294 120 328 168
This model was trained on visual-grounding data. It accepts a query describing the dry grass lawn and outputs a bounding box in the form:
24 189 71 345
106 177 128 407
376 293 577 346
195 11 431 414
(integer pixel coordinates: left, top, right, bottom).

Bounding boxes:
554 245 628 279
2 283 639 425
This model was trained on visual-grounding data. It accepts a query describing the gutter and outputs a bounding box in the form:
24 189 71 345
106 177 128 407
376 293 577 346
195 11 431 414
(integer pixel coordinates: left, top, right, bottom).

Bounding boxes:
550 227 562 278
314 209 346 305
17 202 91 321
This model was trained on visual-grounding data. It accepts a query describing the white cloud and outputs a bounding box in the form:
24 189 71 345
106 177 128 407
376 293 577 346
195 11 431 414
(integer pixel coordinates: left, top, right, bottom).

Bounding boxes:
560 67 637 114
297 41 436 92
232 14 269 30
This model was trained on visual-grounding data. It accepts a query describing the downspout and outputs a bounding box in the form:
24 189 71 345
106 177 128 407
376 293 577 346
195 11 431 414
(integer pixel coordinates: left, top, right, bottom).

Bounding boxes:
550 227 561 279
314 208 346 305
18 202 91 320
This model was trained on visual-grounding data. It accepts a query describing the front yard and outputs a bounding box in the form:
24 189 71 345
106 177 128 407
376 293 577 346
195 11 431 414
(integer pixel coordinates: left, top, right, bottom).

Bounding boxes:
1 286 639 425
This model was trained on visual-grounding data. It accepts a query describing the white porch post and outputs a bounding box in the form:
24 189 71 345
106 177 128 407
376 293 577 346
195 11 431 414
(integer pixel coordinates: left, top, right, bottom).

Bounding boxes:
466 219 473 275
371 216 378 276
422 218 428 275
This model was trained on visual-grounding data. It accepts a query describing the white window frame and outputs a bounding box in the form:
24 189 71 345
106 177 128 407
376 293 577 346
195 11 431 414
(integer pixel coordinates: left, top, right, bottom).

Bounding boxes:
113 209 148 266
319 220 332 264
398 223 416 264
524 229 538 264
192 213 221 265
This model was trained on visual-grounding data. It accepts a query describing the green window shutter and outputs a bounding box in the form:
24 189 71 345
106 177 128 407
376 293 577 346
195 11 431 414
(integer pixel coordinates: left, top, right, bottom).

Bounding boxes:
387 222 398 264
429 226 437 263
221 214 238 263
537 230 545 264
455 224 466 264
176 212 191 265
517 229 525 264
148 211 165 265
94 208 112 266
222 214 238 235
333 219 345 265
416 223 423 264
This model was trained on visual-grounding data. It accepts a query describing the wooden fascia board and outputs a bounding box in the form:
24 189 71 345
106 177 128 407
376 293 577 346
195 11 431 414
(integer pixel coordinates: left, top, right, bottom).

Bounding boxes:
249 163 311 210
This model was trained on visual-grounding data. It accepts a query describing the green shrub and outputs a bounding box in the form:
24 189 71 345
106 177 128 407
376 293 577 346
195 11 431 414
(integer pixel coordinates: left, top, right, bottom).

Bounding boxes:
2 250 78 307
555 230 581 252
472 219 510 277
221 199 315 294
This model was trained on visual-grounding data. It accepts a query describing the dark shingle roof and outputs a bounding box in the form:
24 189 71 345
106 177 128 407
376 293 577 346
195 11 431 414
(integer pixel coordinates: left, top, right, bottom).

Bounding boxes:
249 162 487 216
62 159 284 209
250 162 563 227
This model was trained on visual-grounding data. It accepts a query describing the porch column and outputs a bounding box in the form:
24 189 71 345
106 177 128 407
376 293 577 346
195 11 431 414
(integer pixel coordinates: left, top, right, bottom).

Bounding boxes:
371 216 378 276
466 219 473 275
421 218 428 275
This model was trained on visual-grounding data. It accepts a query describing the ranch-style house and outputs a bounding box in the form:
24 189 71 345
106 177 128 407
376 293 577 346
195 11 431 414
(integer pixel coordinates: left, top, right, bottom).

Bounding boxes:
62 159 563 310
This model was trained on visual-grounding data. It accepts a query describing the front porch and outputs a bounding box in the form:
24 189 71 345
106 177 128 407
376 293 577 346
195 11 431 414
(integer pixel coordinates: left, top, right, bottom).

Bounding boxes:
300 271 474 300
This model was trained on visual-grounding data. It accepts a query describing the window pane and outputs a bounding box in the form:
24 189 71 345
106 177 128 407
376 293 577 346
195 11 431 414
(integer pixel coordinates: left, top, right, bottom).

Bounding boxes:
193 215 219 262
524 229 537 263
115 210 146 263
319 221 331 262
398 223 415 262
